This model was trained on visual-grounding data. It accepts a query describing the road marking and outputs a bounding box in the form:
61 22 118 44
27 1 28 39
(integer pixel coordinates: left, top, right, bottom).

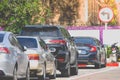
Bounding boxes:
70 67 118 80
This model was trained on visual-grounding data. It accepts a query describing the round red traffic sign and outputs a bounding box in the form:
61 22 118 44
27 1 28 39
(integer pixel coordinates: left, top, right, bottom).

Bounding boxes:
98 7 114 23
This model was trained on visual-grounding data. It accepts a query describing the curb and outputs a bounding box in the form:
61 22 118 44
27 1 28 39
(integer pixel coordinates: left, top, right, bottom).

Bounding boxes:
106 62 119 67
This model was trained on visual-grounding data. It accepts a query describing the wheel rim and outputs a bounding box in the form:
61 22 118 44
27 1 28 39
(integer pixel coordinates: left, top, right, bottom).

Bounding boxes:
43 65 46 80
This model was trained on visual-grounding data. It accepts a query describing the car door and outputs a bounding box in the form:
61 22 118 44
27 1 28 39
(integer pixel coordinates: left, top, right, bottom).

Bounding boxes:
39 39 54 71
11 35 28 75
96 39 105 64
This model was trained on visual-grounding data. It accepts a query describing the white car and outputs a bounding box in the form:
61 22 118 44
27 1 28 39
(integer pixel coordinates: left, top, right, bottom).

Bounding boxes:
0 31 30 80
17 36 56 80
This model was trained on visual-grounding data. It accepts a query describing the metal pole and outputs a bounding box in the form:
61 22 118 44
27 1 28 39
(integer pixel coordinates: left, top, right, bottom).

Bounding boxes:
105 23 108 30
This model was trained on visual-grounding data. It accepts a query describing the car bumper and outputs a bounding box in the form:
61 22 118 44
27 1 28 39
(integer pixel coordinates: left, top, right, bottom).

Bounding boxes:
77 53 98 65
30 60 43 70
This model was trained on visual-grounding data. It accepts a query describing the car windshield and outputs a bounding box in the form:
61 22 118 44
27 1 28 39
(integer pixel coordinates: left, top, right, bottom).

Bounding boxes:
21 27 62 37
0 34 4 42
74 37 96 45
17 38 38 48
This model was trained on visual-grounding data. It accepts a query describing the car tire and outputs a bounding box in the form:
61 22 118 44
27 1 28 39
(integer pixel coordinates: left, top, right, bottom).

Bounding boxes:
38 64 46 80
49 62 56 79
61 62 70 77
70 64 78 75
95 63 101 69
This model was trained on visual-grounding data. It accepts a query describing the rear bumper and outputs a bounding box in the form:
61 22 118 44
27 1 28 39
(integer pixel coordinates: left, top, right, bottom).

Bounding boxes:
29 60 44 75
30 60 43 70
77 53 98 65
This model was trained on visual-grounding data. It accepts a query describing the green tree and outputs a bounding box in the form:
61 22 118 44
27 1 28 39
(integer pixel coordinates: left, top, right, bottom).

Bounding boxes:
0 0 51 33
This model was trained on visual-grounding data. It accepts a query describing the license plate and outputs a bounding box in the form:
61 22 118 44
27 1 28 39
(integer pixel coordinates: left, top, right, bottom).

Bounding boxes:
78 50 86 54
112 50 116 53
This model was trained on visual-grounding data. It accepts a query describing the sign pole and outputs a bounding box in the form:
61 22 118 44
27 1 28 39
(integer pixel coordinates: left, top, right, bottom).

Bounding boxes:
105 23 108 30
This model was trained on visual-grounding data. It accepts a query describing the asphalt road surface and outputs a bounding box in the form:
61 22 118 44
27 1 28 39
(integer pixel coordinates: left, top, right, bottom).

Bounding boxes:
31 66 120 80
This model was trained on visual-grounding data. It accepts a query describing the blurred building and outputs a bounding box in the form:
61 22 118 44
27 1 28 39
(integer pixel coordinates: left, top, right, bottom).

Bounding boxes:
77 0 100 26
43 0 101 26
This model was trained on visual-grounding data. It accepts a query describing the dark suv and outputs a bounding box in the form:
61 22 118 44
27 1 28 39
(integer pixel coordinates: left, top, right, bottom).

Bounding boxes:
20 25 78 76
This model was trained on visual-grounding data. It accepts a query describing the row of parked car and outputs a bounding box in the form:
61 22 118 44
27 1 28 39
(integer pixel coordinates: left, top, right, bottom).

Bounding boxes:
0 24 107 80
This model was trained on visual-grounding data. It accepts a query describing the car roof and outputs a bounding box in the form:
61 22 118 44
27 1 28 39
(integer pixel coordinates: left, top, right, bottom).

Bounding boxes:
73 36 98 40
17 36 39 39
16 35 45 41
0 31 12 34
23 24 65 29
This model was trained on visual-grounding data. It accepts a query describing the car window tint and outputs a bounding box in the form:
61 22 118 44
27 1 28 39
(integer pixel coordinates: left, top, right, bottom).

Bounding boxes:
0 34 4 42
39 39 47 50
17 38 38 48
74 38 96 45
21 27 62 37
39 28 60 37
21 31 39 36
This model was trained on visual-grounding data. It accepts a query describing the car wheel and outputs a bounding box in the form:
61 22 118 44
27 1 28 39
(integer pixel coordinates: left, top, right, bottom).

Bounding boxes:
95 63 101 69
70 63 78 75
13 67 18 80
38 64 46 80
61 62 70 77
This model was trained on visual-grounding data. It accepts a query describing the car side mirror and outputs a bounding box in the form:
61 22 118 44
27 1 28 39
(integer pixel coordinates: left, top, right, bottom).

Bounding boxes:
22 46 27 51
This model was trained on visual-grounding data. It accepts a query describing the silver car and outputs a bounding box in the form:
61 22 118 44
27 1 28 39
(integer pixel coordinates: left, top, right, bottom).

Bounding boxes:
0 31 30 80
17 36 56 80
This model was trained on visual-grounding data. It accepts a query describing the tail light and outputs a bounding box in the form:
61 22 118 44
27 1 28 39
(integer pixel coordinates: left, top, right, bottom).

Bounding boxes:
112 48 115 51
0 47 10 54
57 57 65 62
90 46 97 52
28 54 39 60
49 40 66 45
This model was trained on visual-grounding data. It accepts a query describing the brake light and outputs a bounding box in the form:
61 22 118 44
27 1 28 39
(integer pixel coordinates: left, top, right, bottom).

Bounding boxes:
0 47 10 54
112 48 115 51
90 46 97 52
28 54 39 60
49 40 66 45
58 57 65 62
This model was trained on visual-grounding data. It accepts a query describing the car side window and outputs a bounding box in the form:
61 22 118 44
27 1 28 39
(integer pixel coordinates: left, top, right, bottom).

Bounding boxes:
9 34 24 51
39 39 48 50
60 28 71 39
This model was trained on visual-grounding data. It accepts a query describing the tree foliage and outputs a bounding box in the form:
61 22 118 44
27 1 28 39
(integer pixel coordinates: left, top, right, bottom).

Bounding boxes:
0 0 51 33
42 0 80 26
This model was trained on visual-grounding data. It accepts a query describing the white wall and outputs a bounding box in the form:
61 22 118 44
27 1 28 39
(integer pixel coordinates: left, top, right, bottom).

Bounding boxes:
68 29 120 46
103 30 120 46
68 30 100 40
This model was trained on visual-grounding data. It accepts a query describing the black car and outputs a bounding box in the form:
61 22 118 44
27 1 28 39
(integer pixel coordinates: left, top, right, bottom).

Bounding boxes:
19 25 78 76
73 36 106 68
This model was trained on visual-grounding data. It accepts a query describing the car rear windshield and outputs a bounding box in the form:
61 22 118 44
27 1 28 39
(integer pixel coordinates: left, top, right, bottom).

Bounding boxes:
21 27 62 37
17 38 38 48
0 34 4 42
74 37 96 45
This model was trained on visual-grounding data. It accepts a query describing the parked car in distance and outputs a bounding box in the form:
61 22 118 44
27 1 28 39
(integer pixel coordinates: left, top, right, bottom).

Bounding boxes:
17 36 56 79
19 25 78 77
0 31 30 80
73 36 106 68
